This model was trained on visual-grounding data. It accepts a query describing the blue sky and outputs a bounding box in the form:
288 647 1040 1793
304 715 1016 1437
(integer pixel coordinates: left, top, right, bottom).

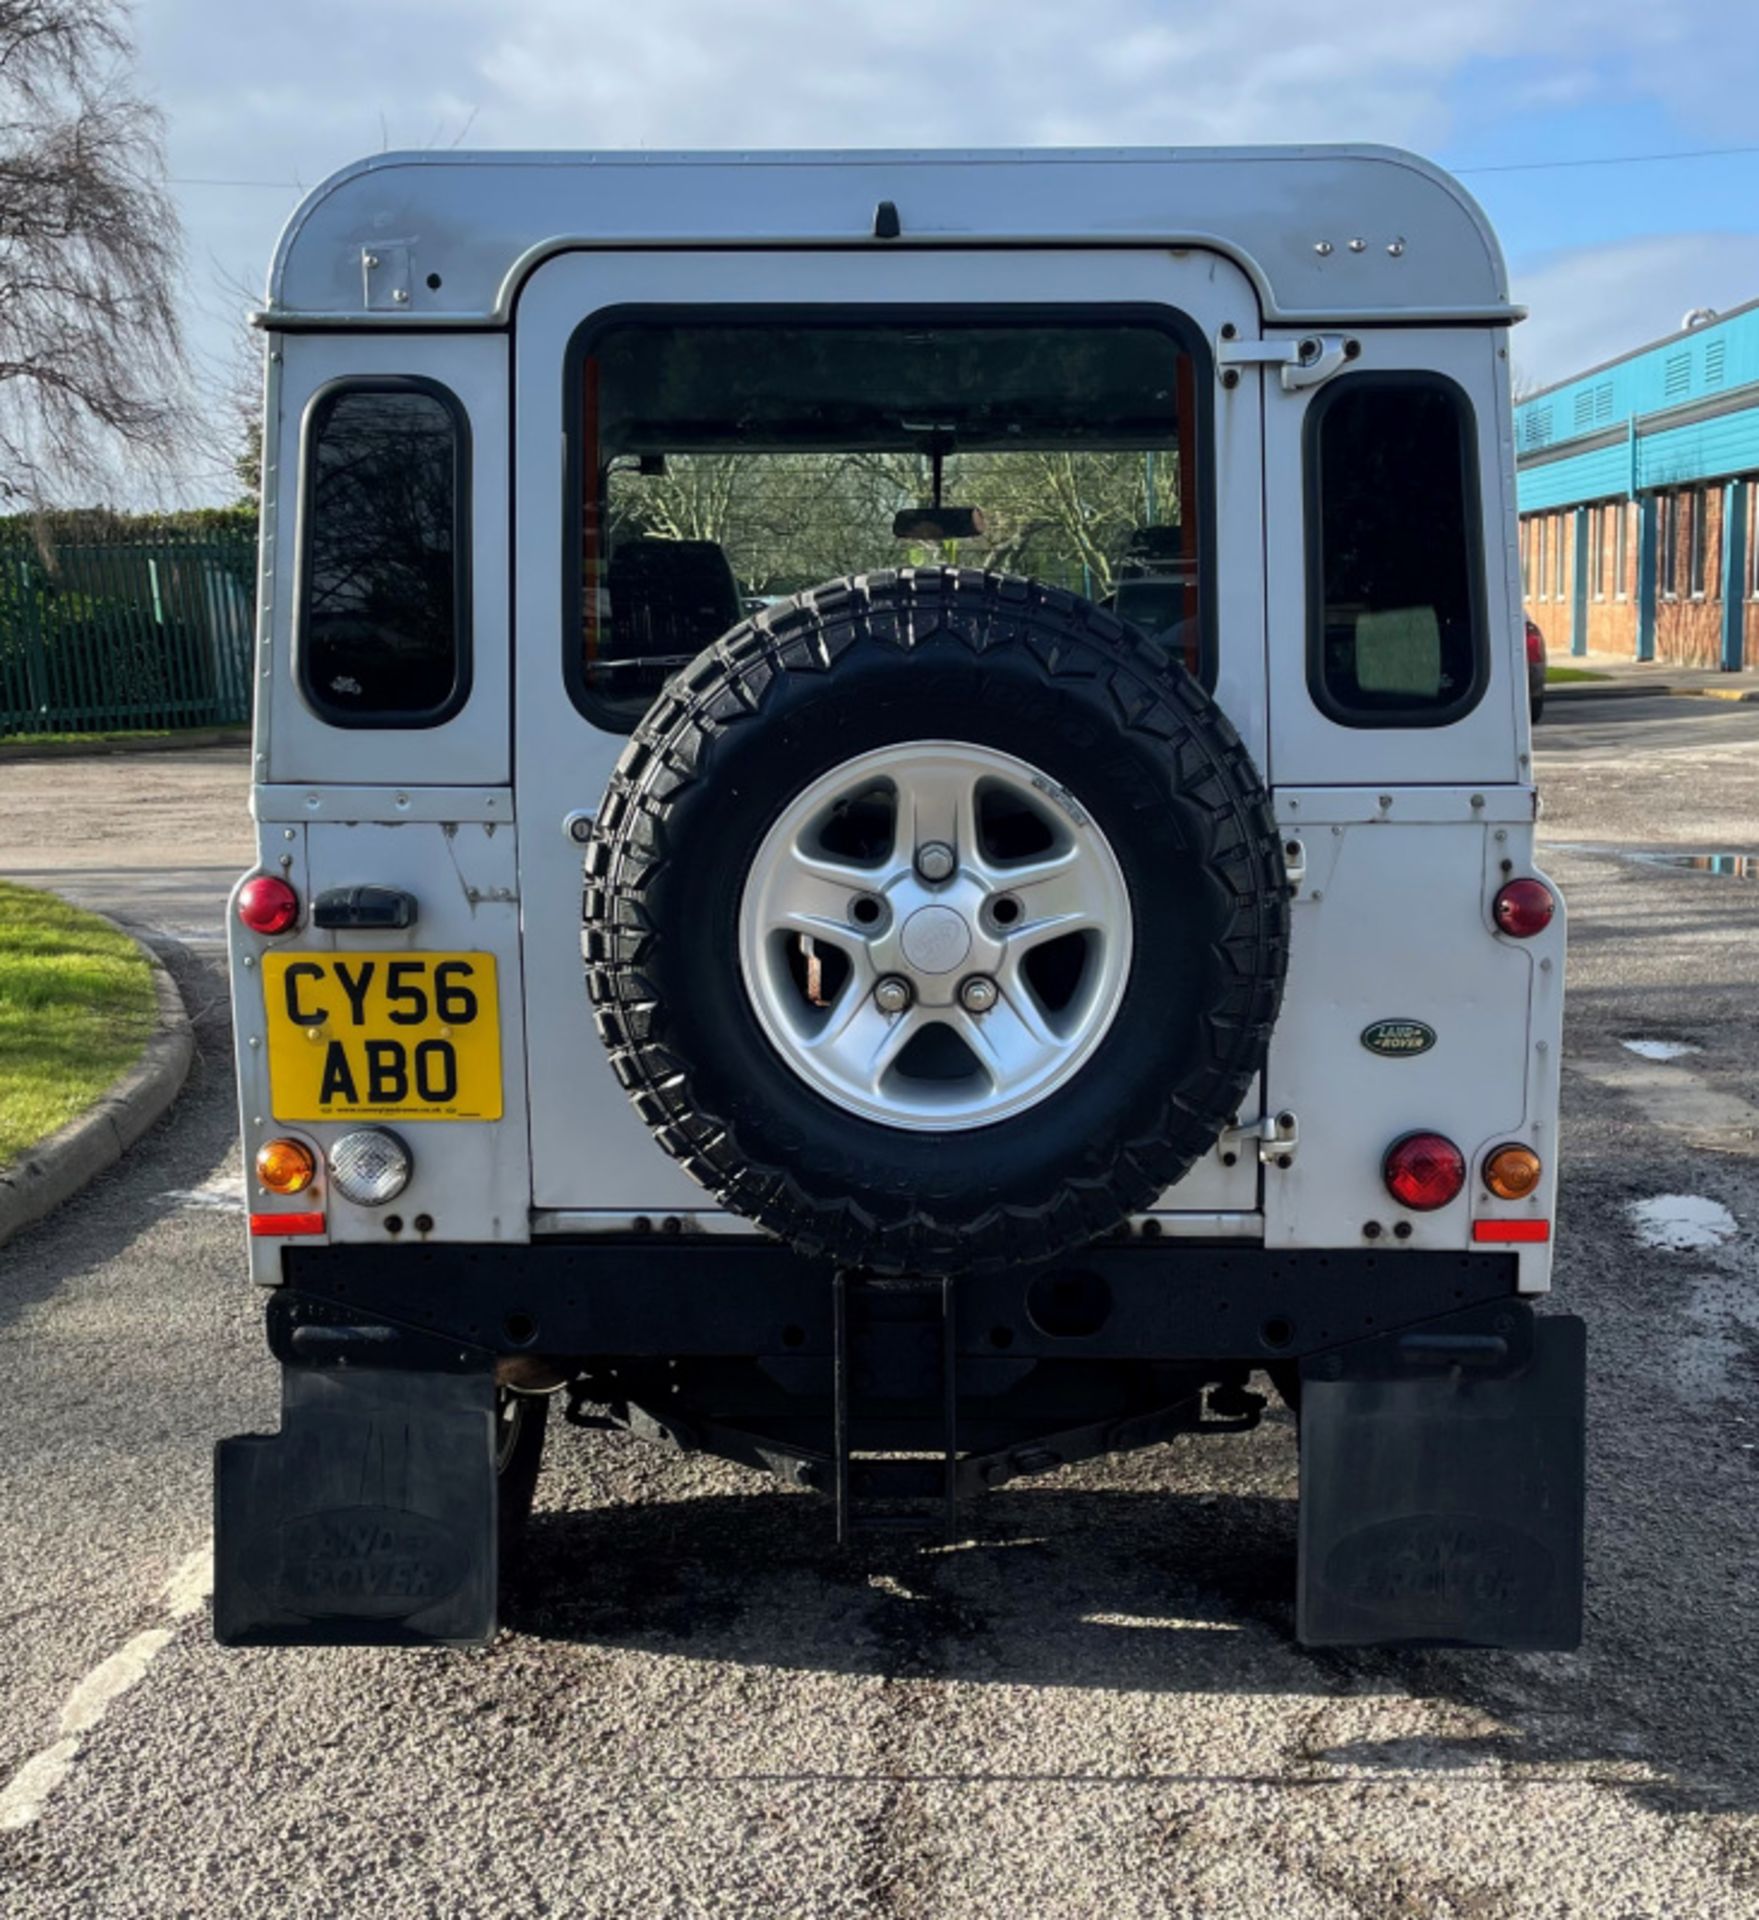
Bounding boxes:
137 0 1759 499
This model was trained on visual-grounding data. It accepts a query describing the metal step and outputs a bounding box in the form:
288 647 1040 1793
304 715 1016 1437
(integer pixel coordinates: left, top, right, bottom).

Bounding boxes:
832 1270 958 1543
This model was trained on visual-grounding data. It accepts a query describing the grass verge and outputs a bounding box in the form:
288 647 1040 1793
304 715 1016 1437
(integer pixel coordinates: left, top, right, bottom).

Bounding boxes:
1545 666 1612 685
0 725 249 755
0 881 156 1168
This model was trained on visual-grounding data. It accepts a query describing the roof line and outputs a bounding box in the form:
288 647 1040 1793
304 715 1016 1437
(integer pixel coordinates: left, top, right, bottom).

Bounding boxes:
1517 289 1759 406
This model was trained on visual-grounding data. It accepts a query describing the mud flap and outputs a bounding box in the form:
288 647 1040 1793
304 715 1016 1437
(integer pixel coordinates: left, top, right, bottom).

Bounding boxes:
1297 1308 1585 1650
215 1361 498 1647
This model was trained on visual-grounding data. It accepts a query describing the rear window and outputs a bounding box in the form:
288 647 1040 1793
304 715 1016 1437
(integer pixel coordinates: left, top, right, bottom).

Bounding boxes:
298 380 469 727
567 312 1212 731
1307 374 1485 726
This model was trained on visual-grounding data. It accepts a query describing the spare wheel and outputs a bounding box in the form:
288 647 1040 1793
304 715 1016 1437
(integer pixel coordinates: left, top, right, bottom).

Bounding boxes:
583 567 1288 1275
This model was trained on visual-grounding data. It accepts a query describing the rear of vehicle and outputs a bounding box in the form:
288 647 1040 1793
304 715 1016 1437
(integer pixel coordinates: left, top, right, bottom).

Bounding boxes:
216 148 1581 1652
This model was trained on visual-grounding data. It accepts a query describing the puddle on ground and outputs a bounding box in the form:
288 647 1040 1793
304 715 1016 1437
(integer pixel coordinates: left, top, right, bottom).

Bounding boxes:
1628 1194 1739 1252
1637 852 1759 878
1550 844 1759 877
1621 1038 1705 1062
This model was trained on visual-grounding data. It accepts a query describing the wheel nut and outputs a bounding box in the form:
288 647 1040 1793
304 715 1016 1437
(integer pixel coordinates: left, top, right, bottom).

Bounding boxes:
916 841 956 882
874 976 913 1014
959 975 998 1013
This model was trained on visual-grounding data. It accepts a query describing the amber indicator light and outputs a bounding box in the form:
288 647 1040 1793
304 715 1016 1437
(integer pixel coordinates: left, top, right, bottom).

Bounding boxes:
255 1137 316 1195
1483 1142 1543 1200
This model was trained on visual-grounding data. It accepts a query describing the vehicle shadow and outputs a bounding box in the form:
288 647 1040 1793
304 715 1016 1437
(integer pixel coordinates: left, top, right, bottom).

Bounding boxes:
504 1464 1757 1817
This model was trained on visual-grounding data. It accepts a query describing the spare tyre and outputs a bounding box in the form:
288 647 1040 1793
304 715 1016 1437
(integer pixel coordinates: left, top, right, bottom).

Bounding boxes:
583 568 1288 1275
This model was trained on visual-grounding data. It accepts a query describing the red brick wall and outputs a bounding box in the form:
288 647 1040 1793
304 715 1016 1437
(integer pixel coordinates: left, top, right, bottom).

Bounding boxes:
1520 489 1756 667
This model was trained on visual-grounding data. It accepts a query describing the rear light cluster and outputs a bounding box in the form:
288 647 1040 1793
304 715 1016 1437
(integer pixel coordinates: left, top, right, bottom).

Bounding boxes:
1382 1132 1466 1211
1493 878 1555 939
237 874 300 935
251 1129 412 1235
1380 1131 1548 1241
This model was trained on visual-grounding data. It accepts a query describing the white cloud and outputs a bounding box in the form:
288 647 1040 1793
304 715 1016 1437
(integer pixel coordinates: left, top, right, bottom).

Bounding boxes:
125 0 1759 498
1511 232 1759 389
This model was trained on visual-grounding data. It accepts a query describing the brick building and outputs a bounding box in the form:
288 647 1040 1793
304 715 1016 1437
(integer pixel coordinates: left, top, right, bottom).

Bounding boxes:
1515 298 1759 668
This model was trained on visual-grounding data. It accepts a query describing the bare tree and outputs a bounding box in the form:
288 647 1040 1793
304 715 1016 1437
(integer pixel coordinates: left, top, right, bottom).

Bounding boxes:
0 0 184 503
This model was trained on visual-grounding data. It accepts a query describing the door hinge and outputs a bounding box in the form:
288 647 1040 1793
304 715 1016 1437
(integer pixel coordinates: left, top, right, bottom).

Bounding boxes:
1258 1110 1300 1168
1217 332 1357 392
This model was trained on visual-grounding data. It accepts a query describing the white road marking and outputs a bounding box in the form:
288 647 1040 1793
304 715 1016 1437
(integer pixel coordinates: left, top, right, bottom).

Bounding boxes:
0 1741 79 1833
0 1539 214 1833
1620 1038 1703 1062
58 1631 174 1736
1628 1195 1739 1252
160 1168 243 1213
160 1187 244 1212
162 1543 215 1619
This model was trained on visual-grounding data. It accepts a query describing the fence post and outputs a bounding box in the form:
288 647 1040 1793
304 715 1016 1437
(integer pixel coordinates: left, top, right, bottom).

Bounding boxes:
19 555 53 726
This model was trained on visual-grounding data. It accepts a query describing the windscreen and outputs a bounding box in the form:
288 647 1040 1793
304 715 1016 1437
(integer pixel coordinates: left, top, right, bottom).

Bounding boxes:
572 317 1207 728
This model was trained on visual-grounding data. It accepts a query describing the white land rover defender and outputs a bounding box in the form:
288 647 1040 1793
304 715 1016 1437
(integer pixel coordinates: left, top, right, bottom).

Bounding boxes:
217 147 1581 1651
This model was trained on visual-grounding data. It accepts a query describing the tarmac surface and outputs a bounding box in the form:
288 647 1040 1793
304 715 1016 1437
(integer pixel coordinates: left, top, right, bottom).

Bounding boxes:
2 703 1759 1916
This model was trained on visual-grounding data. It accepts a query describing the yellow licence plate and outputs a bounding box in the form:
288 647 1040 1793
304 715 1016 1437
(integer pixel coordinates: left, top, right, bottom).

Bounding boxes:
262 952 502 1122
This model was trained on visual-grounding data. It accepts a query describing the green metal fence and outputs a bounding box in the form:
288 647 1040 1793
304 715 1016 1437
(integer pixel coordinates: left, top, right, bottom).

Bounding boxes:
0 527 257 736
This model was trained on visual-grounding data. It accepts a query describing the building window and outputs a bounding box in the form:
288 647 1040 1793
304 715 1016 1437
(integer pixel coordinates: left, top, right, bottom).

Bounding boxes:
1659 493 1678 601
1615 500 1629 601
1535 517 1548 600
1591 505 1606 601
298 379 470 727
1552 511 1566 600
1306 372 1486 726
1687 489 1708 599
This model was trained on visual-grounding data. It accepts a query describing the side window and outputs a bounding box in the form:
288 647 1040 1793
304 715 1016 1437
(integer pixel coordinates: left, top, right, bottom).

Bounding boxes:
1307 374 1486 727
299 380 469 726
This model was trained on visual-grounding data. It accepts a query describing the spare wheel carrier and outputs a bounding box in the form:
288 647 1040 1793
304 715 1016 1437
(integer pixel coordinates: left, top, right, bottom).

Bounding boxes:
582 567 1289 1274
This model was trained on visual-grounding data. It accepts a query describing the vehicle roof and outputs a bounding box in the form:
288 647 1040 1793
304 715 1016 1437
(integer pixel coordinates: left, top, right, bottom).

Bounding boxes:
262 146 1514 330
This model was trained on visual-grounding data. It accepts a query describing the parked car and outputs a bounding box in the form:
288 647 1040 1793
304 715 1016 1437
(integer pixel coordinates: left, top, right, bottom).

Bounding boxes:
218 145 1578 1657
1527 615 1547 722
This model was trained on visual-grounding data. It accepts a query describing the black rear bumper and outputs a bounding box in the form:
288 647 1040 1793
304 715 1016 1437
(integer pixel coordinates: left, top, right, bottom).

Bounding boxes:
273 1235 1516 1364
215 1239 1583 1653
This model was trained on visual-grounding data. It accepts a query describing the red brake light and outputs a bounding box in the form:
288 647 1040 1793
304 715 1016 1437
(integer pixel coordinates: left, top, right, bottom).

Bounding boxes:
1493 878 1556 939
237 874 299 936
1525 623 1545 665
1383 1132 1466 1212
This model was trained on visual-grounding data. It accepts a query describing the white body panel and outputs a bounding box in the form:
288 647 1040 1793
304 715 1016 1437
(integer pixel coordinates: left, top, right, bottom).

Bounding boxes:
231 146 1557 1295
260 332 511 791
232 817 532 1282
510 246 1269 1214
1263 789 1562 1290
261 147 1512 329
1262 324 1528 790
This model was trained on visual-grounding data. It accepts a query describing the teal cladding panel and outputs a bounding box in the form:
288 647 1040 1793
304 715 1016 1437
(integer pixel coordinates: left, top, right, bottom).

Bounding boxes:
1516 299 1759 512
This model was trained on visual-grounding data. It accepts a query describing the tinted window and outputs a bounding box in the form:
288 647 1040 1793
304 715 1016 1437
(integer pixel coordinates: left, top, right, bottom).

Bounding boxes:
1309 377 1484 725
570 315 1209 731
300 383 467 724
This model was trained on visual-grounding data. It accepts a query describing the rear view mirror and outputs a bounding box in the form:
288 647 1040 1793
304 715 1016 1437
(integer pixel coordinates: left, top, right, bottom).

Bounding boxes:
892 505 987 543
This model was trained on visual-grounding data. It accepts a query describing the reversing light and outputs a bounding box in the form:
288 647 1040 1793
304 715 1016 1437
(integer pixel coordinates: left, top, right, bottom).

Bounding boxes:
237 874 300 936
1483 1142 1543 1200
255 1137 316 1195
1493 878 1556 939
1383 1131 1466 1212
328 1128 412 1206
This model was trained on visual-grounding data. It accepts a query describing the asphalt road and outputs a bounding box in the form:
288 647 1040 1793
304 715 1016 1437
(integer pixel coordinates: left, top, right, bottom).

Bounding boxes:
2 701 1759 1917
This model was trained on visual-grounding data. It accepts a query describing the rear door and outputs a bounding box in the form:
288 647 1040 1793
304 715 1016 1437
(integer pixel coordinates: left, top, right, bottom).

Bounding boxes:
511 247 1269 1216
